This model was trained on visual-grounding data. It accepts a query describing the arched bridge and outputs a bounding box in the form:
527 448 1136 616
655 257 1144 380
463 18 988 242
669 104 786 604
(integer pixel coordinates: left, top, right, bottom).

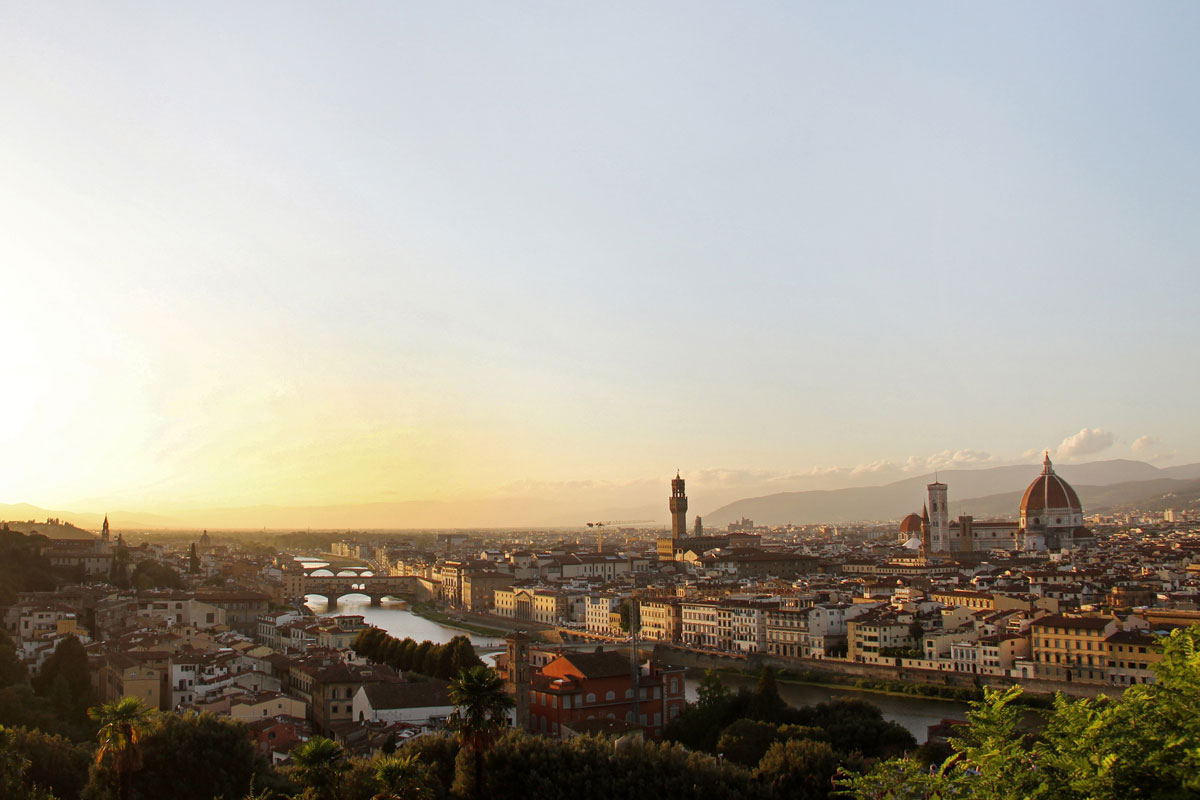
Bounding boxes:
288 573 423 608
302 563 375 576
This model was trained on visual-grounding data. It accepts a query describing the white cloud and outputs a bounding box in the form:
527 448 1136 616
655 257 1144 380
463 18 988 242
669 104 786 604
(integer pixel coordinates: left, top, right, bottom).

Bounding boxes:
903 449 995 473
1055 428 1115 460
1131 435 1157 453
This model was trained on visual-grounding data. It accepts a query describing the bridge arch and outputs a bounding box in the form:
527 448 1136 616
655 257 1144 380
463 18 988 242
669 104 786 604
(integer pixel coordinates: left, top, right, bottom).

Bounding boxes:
299 574 421 608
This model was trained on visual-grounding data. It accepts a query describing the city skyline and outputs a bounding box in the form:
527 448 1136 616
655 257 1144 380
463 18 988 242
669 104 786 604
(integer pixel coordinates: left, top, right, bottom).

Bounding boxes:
4 4 1199 521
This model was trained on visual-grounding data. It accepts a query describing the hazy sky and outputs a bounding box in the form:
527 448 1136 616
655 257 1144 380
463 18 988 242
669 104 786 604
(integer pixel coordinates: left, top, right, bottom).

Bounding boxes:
2 3 1198 520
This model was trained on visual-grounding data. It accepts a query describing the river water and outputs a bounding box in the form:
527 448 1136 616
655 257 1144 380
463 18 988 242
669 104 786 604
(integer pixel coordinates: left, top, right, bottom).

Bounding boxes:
304 591 969 742
305 594 503 649
686 671 972 742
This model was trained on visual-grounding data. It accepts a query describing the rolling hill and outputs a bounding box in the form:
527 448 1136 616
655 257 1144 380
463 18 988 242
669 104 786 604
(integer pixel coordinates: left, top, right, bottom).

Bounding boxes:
703 460 1200 526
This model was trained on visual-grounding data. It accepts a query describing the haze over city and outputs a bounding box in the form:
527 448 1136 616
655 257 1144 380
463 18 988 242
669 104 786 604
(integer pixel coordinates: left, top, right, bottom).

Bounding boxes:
3 3 1198 527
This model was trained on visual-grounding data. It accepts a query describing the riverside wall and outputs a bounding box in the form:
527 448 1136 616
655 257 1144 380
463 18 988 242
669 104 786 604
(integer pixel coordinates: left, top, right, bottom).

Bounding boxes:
650 644 1115 699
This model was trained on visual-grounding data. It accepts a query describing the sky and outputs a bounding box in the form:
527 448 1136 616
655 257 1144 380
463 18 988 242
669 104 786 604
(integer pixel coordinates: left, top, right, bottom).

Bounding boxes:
2 3 1198 525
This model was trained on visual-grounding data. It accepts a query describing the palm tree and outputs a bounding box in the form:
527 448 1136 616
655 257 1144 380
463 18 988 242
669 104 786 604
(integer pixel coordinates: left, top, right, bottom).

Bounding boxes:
448 665 514 800
372 753 428 800
289 736 348 800
88 696 153 800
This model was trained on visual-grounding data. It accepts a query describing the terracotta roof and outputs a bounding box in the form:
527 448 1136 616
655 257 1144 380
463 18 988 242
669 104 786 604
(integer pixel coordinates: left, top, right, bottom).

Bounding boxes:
547 649 630 679
899 513 924 534
361 680 451 710
1020 456 1081 515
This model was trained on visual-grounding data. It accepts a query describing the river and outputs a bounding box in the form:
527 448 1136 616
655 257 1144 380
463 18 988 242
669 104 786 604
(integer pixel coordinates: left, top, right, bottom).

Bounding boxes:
305 594 505 650
684 671 971 743
304 591 969 742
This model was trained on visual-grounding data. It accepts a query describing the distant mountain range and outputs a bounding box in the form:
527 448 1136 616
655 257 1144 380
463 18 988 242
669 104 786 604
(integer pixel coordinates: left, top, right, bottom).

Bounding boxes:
702 460 1200 526
6 459 1200 532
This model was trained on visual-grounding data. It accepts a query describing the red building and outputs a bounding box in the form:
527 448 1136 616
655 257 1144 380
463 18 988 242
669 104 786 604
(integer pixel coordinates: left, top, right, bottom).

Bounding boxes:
245 714 313 763
521 648 686 740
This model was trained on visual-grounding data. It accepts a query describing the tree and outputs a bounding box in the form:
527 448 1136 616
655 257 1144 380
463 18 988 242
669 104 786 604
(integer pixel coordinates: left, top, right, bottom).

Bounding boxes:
435 645 456 680
373 754 430 800
447 666 514 800
422 647 440 677
355 629 386 661
449 637 483 675
696 669 730 710
754 738 840 800
840 625 1200 800
10 725 91 800
412 642 433 676
617 600 632 632
0 726 29 795
473 728 774 800
290 736 348 800
129 562 184 591
33 637 92 721
395 732 459 798
747 667 786 723
0 530 58 605
0 629 26 688
0 725 60 800
187 544 200 575
0 687 69 739
130 711 266 800
715 719 785 766
399 640 418 672
791 697 915 758
87 697 152 800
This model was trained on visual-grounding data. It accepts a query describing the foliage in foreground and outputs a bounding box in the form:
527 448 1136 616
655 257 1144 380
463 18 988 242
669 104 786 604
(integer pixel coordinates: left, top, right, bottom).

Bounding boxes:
667 667 916 760
839 624 1200 800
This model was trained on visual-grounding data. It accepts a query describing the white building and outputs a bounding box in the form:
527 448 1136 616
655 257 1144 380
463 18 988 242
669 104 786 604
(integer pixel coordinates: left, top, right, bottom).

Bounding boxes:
352 682 453 728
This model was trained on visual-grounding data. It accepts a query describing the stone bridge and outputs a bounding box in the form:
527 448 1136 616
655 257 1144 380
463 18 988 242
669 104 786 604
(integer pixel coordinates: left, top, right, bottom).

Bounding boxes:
302 563 374 576
285 573 423 608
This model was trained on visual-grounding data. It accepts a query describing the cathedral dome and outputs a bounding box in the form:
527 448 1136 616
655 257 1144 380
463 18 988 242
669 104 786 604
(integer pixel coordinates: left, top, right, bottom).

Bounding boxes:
1019 454 1082 526
899 513 924 534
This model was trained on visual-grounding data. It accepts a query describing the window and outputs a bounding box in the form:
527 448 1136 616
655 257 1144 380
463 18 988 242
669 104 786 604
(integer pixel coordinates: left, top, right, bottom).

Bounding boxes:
605 691 616 702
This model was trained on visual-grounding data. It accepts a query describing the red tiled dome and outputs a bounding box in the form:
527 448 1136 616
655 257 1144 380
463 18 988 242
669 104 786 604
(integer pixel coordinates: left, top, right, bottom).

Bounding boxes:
1020 454 1081 515
899 513 924 533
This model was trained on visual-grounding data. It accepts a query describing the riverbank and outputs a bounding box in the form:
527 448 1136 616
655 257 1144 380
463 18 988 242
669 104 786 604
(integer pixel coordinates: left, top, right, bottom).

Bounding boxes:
408 602 510 638
665 655 1053 709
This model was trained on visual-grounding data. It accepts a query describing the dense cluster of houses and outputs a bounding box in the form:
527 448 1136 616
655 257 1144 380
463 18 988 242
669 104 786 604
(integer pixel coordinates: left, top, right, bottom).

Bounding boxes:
5 480 1200 763
360 512 1200 691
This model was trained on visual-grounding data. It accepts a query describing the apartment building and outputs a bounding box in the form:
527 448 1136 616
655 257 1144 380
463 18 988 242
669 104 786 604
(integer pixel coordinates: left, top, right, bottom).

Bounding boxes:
1104 630 1161 686
1030 614 1120 682
679 600 720 649
717 600 777 653
637 600 681 642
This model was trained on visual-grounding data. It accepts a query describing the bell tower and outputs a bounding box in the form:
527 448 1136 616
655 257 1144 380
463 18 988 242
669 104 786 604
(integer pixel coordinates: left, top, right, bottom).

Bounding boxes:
927 481 949 553
505 631 531 730
669 472 688 541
